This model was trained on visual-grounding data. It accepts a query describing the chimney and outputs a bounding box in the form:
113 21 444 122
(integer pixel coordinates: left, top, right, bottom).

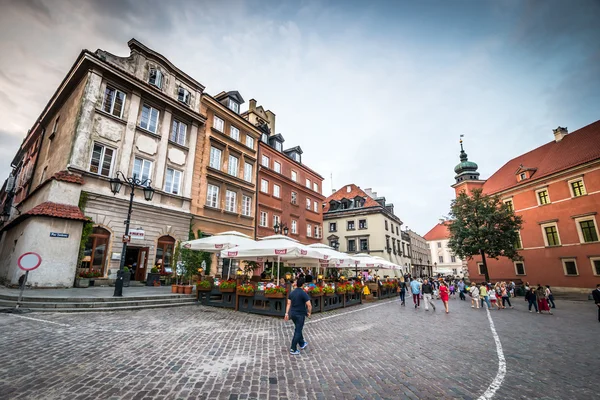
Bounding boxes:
553 126 568 142
249 99 257 111
265 110 276 135
364 188 373 197
332 189 336 194
346 185 352 193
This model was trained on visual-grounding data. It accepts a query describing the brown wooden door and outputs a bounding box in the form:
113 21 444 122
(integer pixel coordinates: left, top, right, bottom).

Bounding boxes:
135 247 149 281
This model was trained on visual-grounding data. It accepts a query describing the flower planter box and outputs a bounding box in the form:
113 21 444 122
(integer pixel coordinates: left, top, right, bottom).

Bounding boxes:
237 290 255 296
197 287 212 292
75 278 90 288
146 273 161 287
310 293 323 297
324 292 335 297
171 284 178 293
265 293 285 299
183 285 193 295
220 288 235 293
177 285 185 294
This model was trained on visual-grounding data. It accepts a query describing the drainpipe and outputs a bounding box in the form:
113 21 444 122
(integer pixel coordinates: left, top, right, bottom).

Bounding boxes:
253 163 260 240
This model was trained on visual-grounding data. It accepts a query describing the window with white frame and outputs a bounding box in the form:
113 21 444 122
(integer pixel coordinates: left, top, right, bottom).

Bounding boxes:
213 115 224 132
260 211 268 227
590 257 600 276
439 255 444 263
228 155 239 177
230 126 240 141
575 216 599 243
313 182 319 193
133 158 152 185
275 141 283 152
225 190 237 212
164 168 182 195
273 184 281 198
243 162 253 182
562 258 578 276
536 188 550 205
246 135 254 149
306 198 311 210
313 201 318 212
89 143 115 177
515 231 523 249
569 178 586 197
206 184 219 208
148 68 163 88
541 222 561 247
359 219 367 229
261 155 270 167
261 133 268 143
307 224 312 237
102 86 126 118
291 220 297 234
274 161 281 173
291 191 297 204
242 195 252 216
451 255 457 263
291 171 297 182
293 153 300 162
178 87 190 105
273 214 280 228
306 178 311 188
477 262 485 275
140 104 160 133
228 99 239 113
503 198 514 212
170 119 187 145
329 222 337 232
437 242 441 248
514 261 526 275
261 179 269 193
347 220 355 230
315 226 321 238
209 147 222 169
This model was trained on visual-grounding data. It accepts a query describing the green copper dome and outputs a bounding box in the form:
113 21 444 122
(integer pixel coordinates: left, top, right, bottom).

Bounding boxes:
454 141 480 183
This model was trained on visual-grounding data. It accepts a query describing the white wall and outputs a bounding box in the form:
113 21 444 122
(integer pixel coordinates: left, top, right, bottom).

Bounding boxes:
428 238 465 277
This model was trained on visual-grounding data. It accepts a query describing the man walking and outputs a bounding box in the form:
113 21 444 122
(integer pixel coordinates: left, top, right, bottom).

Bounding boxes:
410 278 421 309
422 279 436 311
593 284 600 322
458 279 466 301
285 278 312 355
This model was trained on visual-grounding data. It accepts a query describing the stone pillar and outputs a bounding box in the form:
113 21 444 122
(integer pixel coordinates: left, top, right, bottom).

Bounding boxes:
154 107 172 189
119 91 142 174
183 122 198 198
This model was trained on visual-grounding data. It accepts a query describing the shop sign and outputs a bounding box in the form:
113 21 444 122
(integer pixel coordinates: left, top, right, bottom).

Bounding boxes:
129 229 145 240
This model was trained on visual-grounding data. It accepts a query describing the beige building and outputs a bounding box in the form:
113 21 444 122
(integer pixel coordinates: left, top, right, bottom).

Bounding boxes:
407 230 432 277
322 184 407 277
423 222 466 277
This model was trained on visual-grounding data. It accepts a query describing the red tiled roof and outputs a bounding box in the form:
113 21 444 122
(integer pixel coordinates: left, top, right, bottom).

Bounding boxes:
52 171 84 185
483 120 600 194
323 184 381 212
24 202 87 221
423 223 450 241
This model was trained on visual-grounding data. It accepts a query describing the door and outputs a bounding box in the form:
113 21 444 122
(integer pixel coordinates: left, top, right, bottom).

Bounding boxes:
135 247 149 281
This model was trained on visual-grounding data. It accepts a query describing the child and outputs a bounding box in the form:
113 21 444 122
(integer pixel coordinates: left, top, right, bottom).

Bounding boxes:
449 283 456 299
489 289 501 310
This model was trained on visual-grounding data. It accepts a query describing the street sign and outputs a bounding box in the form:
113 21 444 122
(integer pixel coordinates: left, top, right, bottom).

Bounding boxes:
122 235 130 243
17 252 42 271
50 232 69 238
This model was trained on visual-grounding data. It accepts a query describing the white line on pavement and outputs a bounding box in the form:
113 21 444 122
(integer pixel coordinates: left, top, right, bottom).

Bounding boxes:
478 307 506 400
8 313 71 327
305 299 399 324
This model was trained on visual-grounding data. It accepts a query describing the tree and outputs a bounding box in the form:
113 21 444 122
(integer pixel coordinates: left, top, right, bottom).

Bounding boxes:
174 223 212 284
447 188 523 282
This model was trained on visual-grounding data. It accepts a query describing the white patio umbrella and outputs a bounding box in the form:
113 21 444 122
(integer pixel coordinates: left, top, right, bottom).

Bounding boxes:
372 256 403 277
220 235 327 283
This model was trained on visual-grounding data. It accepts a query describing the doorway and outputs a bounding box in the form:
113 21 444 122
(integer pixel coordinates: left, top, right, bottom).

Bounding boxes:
124 247 149 281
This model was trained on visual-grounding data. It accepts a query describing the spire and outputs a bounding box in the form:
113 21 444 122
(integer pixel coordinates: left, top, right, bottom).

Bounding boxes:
454 138 480 183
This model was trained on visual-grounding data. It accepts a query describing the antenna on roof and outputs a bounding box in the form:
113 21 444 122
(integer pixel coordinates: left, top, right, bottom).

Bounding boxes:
330 173 333 194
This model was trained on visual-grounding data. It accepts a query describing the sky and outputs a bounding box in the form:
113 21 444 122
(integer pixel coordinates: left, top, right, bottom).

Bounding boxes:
0 0 599 235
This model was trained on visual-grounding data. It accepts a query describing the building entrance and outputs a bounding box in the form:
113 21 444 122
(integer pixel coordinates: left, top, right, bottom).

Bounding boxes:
124 246 149 281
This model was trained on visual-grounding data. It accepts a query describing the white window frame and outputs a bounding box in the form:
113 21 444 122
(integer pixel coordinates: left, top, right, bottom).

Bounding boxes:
246 135 254 149
313 182 319 193
273 161 281 173
307 223 312 237
293 153 300 162
261 155 270 168
561 258 579 276
477 262 485 275
228 99 239 113
514 261 526 276
140 104 160 133
291 220 297 234
213 115 224 132
242 195 252 217
358 220 366 229
243 162 253 183
568 177 587 198
260 179 269 193
535 188 550 205
133 157 153 185
314 226 321 238
178 87 191 105
102 86 126 118
164 168 182 195
306 198 311 210
519 172 526 180
515 231 523 249
170 119 187 146
228 155 239 177
291 191 297 204
451 255 457 263
273 184 281 198
439 255 444 263
306 178 311 188
347 220 355 230
273 215 280 228
589 256 600 276
206 184 220 208
503 198 514 211
209 147 222 169
148 68 163 89
275 141 282 152
541 222 561 247
329 222 337 232
574 215 600 244
313 201 318 212
89 142 115 177
225 190 237 213
230 126 240 141
260 211 268 227
291 170 297 182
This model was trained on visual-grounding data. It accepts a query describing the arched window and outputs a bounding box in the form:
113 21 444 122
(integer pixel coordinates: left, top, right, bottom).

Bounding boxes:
83 227 110 275
156 236 175 273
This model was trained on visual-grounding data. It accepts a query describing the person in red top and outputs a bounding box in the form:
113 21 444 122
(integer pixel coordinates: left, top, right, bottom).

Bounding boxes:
439 281 450 314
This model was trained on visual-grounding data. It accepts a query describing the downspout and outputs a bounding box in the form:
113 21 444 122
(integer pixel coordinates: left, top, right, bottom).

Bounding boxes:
254 162 261 240
26 125 46 197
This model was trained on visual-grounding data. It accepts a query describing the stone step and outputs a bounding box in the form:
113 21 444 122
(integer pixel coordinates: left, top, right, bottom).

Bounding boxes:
0 296 196 309
0 301 198 313
0 293 195 303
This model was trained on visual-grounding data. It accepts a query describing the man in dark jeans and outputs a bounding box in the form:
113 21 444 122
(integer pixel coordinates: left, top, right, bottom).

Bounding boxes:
285 278 312 355
593 284 600 322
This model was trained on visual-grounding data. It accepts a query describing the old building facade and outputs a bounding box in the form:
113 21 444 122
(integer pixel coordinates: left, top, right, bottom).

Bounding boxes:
423 222 465 277
453 121 600 292
407 230 432 277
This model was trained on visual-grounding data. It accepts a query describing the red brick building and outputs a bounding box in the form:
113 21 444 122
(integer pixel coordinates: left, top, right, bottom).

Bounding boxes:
452 120 600 293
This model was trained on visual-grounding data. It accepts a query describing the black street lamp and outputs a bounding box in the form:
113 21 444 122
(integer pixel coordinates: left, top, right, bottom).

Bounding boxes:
330 239 340 250
109 171 155 297
273 221 289 236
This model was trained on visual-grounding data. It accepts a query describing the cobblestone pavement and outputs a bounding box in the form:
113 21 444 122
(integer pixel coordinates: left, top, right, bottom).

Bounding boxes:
0 295 598 400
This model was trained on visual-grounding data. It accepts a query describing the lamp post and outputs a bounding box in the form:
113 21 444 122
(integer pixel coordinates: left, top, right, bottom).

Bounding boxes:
273 221 289 236
109 171 155 297
330 240 340 250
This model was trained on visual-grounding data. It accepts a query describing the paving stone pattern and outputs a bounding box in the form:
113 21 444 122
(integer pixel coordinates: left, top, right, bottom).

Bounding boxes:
0 295 598 399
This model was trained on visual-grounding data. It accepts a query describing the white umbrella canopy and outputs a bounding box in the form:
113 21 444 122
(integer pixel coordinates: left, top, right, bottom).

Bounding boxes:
371 256 402 270
181 231 256 252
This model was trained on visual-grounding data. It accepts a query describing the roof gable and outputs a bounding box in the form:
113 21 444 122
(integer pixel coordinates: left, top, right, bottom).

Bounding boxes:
423 223 450 241
323 184 381 212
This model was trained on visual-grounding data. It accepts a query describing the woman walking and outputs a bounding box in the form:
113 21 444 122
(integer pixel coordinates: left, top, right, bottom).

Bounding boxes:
546 285 556 309
501 283 513 309
526 287 539 313
537 284 553 314
398 277 407 306
439 281 450 313
470 284 480 309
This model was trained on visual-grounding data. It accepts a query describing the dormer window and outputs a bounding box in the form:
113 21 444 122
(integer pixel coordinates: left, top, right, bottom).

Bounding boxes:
519 172 527 181
293 153 300 162
261 133 268 143
228 99 239 114
178 87 190 105
275 141 283 152
149 68 163 89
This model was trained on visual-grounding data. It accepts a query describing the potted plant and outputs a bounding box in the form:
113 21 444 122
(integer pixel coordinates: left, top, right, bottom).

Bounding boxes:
353 282 363 293
123 266 131 287
146 266 161 286
323 286 335 296
335 284 347 294
307 286 323 297
219 279 236 293
264 285 287 299
236 283 255 296
197 280 212 292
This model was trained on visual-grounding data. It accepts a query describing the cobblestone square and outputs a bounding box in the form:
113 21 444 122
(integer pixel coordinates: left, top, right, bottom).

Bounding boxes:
0 296 598 400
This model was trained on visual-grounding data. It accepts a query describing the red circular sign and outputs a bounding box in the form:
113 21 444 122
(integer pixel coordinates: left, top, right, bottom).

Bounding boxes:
18 252 42 271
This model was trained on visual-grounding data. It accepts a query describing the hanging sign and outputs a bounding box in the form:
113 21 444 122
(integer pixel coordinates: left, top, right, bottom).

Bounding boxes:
129 229 145 240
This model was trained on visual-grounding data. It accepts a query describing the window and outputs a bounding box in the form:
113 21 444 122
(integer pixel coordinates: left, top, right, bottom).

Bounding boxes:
291 220 298 234
347 220 355 230
536 189 550 205
140 104 159 133
437 242 441 248
504 199 514 212
514 261 526 275
273 215 280 228
133 158 152 184
359 219 367 229
307 224 312 237
83 227 110 276
385 220 388 231
306 178 311 188
293 153 300 162
102 86 126 118
439 256 444 263
225 190 237 212
451 255 457 263
291 191 297 204
562 258 578 276
230 126 240 141
261 133 268 143
228 155 239 177
291 171 297 182
515 231 523 249
396 226 399 235
243 163 253 183
213 115 224 132
206 184 220 208
313 201 318 212
262 155 270 167
348 239 356 252
156 236 175 274
260 211 268 227
306 198 311 210
273 161 281 173
164 168 182 195
570 179 586 197
261 179 269 193
313 182 318 193
579 219 599 243
148 68 163 88
246 135 254 149
242 195 252 216
275 142 283 152
477 262 485 275
519 172 526 180
360 239 368 251
209 147 222 169
315 226 321 238
228 99 239 113
89 143 115 177
590 257 600 276
178 87 190 105
329 222 337 232
273 184 281 198
170 119 187 146
542 224 561 247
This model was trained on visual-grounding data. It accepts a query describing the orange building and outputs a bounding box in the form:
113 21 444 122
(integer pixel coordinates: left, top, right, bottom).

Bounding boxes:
452 120 600 293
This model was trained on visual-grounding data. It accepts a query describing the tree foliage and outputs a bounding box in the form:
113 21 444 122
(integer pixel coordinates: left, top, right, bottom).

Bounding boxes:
447 188 523 282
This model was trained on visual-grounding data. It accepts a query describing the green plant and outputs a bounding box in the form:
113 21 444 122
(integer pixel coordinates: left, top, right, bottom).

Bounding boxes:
307 286 323 296
151 267 159 274
335 285 347 294
219 279 236 289
322 286 335 295
124 266 130 273
237 283 255 294
79 270 102 278
197 280 211 289
264 285 287 295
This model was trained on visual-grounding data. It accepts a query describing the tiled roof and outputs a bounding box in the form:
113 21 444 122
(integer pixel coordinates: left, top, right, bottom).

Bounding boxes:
323 184 381 212
482 120 600 194
24 202 87 221
52 171 84 185
423 223 450 241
